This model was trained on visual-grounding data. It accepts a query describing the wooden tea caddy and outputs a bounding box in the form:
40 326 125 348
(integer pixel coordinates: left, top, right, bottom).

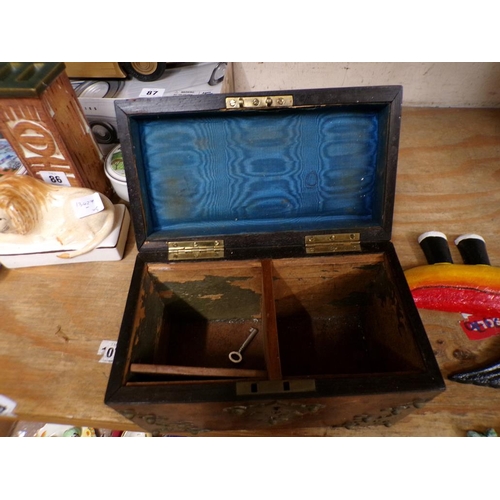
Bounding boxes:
105 86 445 435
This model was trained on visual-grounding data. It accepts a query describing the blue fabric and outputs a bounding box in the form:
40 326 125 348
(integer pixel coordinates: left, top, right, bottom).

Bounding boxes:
136 107 384 238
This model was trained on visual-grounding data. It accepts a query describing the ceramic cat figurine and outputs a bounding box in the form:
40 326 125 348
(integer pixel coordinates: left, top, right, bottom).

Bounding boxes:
0 174 115 259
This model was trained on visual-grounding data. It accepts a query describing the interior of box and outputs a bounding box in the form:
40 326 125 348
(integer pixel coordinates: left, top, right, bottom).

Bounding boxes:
131 105 390 240
126 253 426 384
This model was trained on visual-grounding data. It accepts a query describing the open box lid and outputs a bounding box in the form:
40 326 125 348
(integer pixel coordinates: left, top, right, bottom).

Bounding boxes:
115 86 402 259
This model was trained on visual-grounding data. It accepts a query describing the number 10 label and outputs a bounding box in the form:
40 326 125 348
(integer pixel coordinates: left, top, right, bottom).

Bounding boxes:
98 340 117 363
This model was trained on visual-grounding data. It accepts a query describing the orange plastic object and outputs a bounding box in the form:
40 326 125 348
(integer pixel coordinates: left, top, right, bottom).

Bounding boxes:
405 263 500 314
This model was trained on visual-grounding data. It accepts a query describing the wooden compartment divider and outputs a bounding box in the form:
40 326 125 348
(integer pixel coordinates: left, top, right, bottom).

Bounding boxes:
129 363 267 378
260 259 282 380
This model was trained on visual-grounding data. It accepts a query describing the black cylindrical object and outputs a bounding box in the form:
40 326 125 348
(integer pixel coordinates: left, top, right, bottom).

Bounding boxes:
418 231 453 264
455 234 490 265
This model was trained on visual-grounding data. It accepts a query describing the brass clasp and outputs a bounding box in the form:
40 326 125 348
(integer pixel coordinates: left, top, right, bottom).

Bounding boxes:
225 95 293 109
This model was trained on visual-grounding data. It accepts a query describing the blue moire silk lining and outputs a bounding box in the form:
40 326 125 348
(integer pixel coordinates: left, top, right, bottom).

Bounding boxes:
135 107 387 238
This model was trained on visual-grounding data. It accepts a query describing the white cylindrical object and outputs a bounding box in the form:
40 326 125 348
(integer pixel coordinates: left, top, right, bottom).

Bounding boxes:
104 144 129 202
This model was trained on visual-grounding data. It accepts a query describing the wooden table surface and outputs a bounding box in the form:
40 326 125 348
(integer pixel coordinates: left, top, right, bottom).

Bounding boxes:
1 107 500 436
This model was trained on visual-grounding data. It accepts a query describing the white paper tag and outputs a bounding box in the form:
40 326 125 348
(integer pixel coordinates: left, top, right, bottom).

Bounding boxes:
39 171 71 186
98 340 117 363
139 88 165 98
0 395 17 417
71 192 105 219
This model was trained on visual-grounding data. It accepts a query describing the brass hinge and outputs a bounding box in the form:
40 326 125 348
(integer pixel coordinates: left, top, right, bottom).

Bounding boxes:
305 233 361 254
168 240 224 261
225 95 293 109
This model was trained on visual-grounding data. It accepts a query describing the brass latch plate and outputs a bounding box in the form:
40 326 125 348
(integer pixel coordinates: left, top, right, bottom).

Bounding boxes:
305 233 361 254
226 95 293 109
236 379 316 396
168 240 224 261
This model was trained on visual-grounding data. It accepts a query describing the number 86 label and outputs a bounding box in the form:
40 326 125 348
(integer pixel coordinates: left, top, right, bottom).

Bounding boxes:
40 171 71 186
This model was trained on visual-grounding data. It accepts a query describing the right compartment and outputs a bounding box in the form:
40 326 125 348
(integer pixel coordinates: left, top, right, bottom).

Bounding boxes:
267 252 427 379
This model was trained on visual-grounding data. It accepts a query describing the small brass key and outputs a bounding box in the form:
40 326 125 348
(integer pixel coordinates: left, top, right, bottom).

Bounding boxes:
229 328 259 364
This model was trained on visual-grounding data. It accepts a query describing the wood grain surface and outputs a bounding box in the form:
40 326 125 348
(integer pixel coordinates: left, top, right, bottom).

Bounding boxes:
1 107 500 436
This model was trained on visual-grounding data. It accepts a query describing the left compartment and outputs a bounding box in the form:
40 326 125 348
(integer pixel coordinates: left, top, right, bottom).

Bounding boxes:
126 259 268 382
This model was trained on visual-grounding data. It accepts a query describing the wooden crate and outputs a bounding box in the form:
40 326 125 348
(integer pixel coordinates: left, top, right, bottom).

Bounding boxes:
0 62 111 197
